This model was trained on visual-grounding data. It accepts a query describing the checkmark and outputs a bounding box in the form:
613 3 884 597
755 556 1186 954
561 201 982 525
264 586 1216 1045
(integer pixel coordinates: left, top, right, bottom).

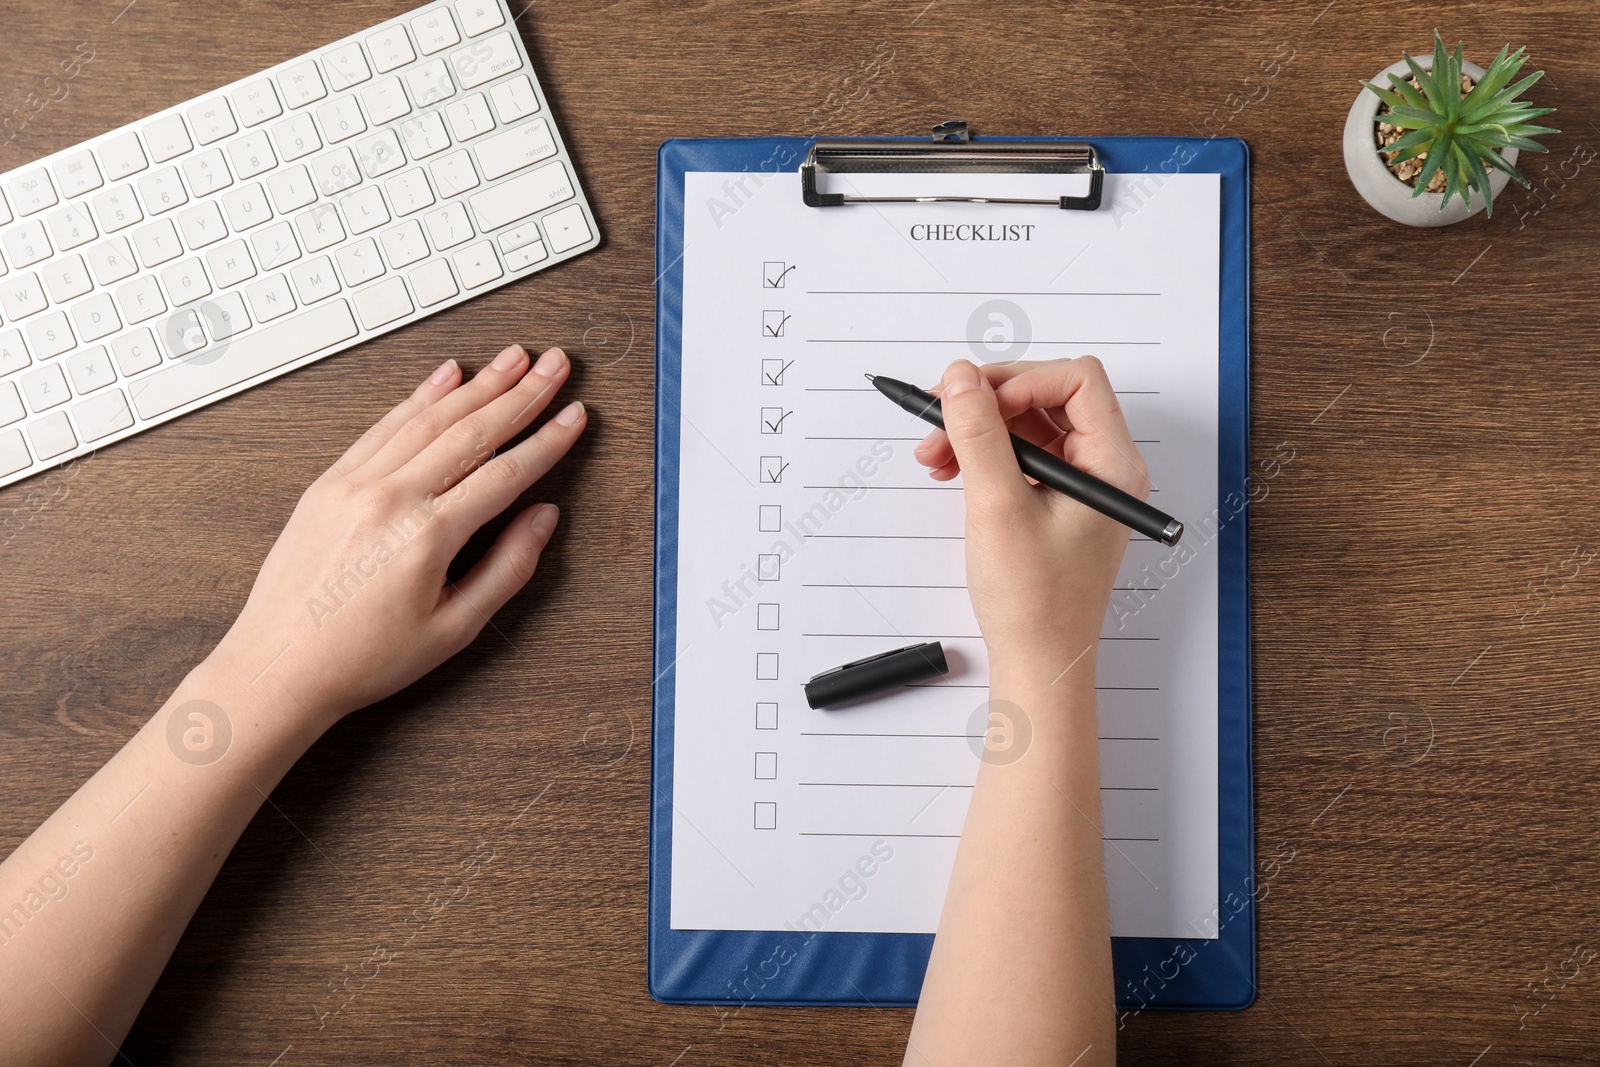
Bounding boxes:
762 310 790 338
761 359 793 386
763 261 795 288
761 407 791 434
760 456 789 483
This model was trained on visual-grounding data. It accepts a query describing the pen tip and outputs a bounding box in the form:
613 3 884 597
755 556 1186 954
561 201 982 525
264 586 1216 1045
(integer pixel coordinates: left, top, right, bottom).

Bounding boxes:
863 373 876 382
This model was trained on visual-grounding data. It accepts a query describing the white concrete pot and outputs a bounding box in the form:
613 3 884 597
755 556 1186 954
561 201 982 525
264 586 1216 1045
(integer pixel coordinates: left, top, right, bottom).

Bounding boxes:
1343 54 1518 226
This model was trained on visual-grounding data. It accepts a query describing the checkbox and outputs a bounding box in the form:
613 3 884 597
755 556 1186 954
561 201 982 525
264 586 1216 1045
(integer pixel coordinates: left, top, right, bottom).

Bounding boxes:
760 407 790 434
758 505 781 532
759 455 788 484
754 752 778 779
757 553 781 581
761 358 791 386
756 652 779 680
754 802 777 830
756 702 778 729
757 603 779 631
763 261 793 288
762 310 790 338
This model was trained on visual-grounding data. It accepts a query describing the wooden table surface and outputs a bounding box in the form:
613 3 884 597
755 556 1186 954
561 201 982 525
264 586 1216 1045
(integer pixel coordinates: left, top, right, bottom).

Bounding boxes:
3 1 1599 1063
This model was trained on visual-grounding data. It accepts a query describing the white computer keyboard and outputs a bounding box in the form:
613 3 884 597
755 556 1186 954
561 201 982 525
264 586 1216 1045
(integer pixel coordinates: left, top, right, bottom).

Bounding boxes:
0 0 599 489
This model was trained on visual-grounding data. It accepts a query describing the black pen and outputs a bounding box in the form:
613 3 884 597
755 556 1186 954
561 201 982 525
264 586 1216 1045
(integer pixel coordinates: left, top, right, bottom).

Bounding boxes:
866 373 1184 546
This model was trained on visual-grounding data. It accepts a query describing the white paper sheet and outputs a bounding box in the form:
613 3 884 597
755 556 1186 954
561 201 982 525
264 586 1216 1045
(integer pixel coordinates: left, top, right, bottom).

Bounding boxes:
668 169 1221 938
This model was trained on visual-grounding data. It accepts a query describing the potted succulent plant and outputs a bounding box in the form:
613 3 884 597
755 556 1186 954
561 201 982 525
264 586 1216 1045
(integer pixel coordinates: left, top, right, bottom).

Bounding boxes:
1342 32 1557 226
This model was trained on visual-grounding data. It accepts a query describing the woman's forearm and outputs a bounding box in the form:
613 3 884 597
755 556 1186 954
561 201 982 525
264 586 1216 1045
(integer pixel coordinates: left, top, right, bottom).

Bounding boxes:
0 651 321 1065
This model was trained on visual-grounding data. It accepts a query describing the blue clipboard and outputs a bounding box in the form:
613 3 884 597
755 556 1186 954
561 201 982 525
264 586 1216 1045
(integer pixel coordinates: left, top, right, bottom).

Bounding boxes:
651 134 1254 1011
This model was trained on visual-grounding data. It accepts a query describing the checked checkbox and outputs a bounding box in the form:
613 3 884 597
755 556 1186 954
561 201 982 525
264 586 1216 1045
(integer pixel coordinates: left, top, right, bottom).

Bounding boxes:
760 456 788 483
762 310 790 338
763 261 795 288
760 407 791 434
761 359 792 386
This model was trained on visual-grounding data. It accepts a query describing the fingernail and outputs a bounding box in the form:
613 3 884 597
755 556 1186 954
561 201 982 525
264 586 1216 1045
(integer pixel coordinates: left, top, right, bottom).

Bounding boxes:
428 359 457 385
942 360 980 397
554 400 585 427
529 503 560 539
533 346 567 376
491 344 527 372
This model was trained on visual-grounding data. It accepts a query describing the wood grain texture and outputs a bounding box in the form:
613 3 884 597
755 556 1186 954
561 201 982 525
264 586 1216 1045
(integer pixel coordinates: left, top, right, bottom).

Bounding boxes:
2 0 1599 1063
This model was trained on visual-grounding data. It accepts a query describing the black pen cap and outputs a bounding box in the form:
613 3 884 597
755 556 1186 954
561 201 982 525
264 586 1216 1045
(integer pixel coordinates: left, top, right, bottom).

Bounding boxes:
803 642 949 709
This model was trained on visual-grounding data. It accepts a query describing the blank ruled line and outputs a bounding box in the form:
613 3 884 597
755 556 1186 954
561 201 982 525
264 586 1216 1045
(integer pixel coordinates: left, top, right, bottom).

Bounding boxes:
802 582 966 589
1102 786 1161 791
799 782 975 789
801 732 984 738
806 339 1161 346
1100 736 1161 741
800 633 1156 641
1096 687 1161 692
800 832 962 839
1104 837 1161 842
803 436 926 441
805 290 1161 296
809 534 965 540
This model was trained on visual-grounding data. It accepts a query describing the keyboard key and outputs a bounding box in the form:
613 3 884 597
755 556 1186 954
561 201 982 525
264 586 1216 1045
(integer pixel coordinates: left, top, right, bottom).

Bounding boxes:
497 222 540 252
87 237 139 286
201 291 250 342
271 113 322 162
136 167 189 215
42 255 92 303
322 42 372 92
26 311 75 360
504 239 547 271
0 329 30 374
115 275 167 324
182 149 233 197
364 79 413 128
97 133 149 181
132 218 182 268
342 186 392 233
444 93 495 142
8 169 58 216
0 274 47 320
266 165 316 213
143 115 193 163
380 220 428 268
66 345 115 393
335 237 384 287
244 274 296 322
277 60 328 109
452 240 501 289
91 186 143 233
405 58 456 107
160 308 206 358
110 328 161 376
72 387 134 442
70 294 121 343
228 130 278 180
411 8 461 54
0 191 11 229
251 221 301 271
356 130 405 178
0 380 23 426
45 204 97 251
367 26 416 73
488 75 539 124
129 299 357 419
315 96 367 145
221 183 273 231
52 150 103 198
454 0 505 37
187 97 238 144
399 112 451 160
351 276 412 329
295 204 346 253
22 362 70 411
385 170 434 217
232 79 283 127
452 32 519 90
0 428 31 475
473 117 555 181
423 201 473 250
310 147 361 196
468 160 572 231
28 410 75 459
206 239 258 288
161 258 212 305
3 219 52 268
430 150 479 197
291 256 341 304
177 201 228 249
542 203 593 254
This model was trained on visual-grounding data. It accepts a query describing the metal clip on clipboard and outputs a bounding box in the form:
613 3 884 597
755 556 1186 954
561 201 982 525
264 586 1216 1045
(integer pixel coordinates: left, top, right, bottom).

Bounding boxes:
800 120 1105 210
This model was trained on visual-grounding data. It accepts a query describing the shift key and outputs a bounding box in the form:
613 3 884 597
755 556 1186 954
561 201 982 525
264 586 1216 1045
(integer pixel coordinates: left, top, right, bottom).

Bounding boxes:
468 160 573 232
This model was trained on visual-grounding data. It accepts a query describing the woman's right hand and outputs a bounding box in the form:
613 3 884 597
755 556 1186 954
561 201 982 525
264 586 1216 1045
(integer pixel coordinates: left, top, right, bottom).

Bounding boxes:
912 357 1149 684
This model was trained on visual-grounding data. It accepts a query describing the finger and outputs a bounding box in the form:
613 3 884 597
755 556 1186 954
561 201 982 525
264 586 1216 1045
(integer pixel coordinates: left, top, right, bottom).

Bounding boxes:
912 427 950 467
915 407 1062 474
407 347 571 493
331 359 460 477
991 356 1142 475
439 400 586 534
444 503 561 636
362 344 533 479
938 359 1031 512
